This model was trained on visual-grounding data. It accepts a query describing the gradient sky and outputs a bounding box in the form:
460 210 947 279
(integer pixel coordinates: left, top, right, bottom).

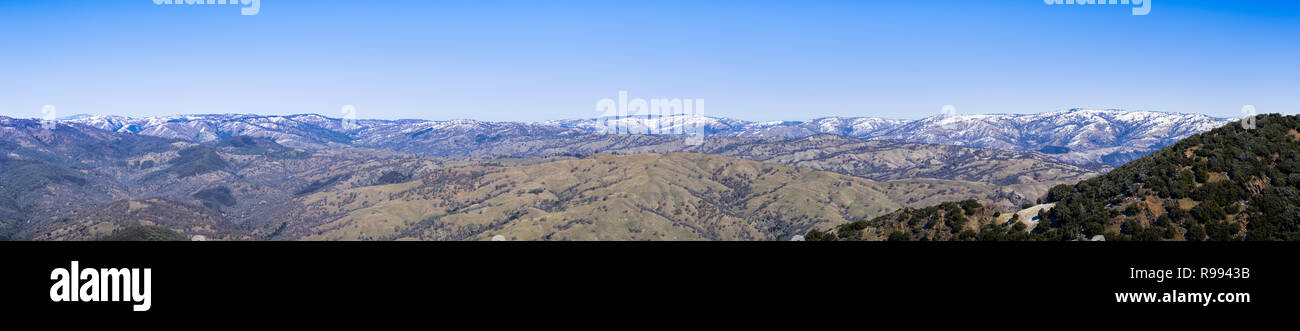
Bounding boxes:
1 0 1297 122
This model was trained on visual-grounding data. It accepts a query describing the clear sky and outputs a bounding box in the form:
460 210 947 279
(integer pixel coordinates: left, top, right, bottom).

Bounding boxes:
1 0 1297 122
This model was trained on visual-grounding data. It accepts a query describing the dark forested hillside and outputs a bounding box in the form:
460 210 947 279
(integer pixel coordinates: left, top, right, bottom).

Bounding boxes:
1039 114 1300 241
805 199 1031 241
814 114 1300 241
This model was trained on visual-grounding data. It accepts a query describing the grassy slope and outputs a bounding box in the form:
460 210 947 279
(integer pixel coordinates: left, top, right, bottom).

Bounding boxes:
285 153 1028 241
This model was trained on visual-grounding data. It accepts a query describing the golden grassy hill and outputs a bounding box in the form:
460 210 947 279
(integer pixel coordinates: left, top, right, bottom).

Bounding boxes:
279 153 1027 241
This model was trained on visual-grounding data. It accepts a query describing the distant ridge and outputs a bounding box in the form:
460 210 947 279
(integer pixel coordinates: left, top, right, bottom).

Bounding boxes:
50 109 1230 166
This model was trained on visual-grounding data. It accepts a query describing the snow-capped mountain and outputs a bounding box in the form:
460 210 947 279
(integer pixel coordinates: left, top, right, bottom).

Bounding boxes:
863 109 1231 165
543 115 909 138
55 109 1233 166
544 109 1229 165
63 113 375 149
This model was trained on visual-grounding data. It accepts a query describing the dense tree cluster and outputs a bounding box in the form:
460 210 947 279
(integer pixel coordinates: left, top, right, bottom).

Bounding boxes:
806 199 1036 241
814 115 1300 241
163 146 230 178
100 225 187 241
1041 114 1300 241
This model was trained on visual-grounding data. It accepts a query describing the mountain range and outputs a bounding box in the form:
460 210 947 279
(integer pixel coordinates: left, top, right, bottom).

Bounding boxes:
0 117 1055 240
0 108 1244 241
61 108 1229 166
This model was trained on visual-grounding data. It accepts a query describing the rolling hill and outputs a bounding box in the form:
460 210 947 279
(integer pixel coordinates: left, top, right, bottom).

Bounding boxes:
276 153 1030 241
59 112 1107 207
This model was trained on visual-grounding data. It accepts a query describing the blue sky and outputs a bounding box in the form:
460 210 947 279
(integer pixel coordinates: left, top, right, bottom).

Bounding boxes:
1 0 1297 122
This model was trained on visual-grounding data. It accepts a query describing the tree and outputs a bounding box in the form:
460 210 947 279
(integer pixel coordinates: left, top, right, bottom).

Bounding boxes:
960 199 982 215
946 214 969 233
1121 219 1139 235
1205 220 1238 241
887 231 910 241
1012 222 1027 233
1191 200 1226 222
1163 224 1178 239
1186 224 1207 242
1123 203 1143 217
804 229 836 241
